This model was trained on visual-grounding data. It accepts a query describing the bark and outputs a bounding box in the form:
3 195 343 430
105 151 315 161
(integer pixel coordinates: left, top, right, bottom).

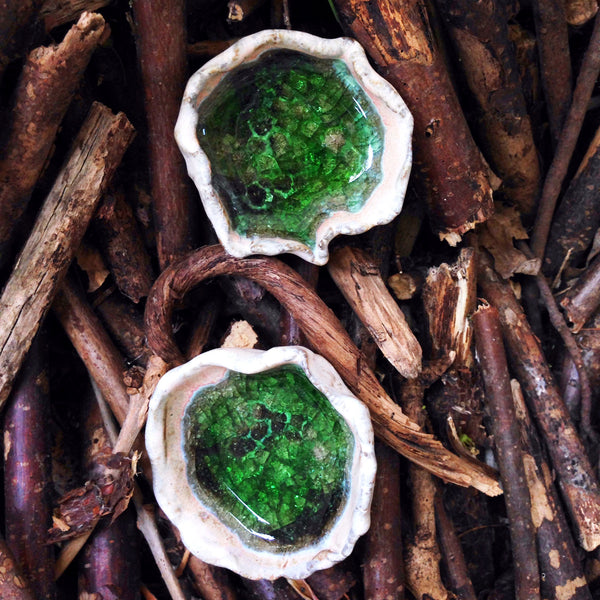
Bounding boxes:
227 0 267 22
95 292 153 367
435 496 476 600
545 128 600 278
53 276 131 425
93 189 155 303
187 40 237 59
401 378 450 600
3 335 55 600
511 381 592 600
0 12 106 268
473 305 540 600
0 534 36 600
561 254 600 333
435 0 540 214
132 0 196 269
242 578 300 600
40 0 110 30
531 13 600 258
478 252 600 551
145 245 501 495
0 102 135 409
564 0 598 25
332 0 493 242
328 246 422 379
306 563 356 600
531 0 572 144
363 441 404 600
187 556 239 600
0 0 44 79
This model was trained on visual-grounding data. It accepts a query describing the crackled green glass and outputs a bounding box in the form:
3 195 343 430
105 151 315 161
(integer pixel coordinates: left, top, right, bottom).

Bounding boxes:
182 366 354 550
196 49 385 247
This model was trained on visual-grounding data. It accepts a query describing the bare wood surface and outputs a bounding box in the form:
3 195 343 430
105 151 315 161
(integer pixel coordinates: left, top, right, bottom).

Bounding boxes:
473 305 540 600
478 252 600 550
561 254 600 333
328 246 422 379
0 12 106 268
435 0 540 214
132 0 196 269
511 381 592 600
332 0 493 241
3 335 55 600
145 245 501 496
0 102 135 409
93 190 155 303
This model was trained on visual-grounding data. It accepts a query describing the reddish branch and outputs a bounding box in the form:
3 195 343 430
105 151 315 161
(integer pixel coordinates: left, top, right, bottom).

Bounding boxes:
93 189 155 303
531 12 600 258
473 305 540 600
561 254 600 333
0 102 135 409
3 335 55 600
132 0 196 269
145 245 501 495
0 534 36 600
0 12 107 268
332 0 493 241
478 252 600 550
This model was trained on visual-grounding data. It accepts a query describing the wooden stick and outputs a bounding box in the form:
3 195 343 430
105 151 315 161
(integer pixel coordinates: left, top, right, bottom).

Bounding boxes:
0 102 135 409
132 0 196 269
434 495 476 600
53 276 131 425
187 555 239 600
145 245 501 495
531 13 600 258
435 0 540 215
478 252 600 550
561 254 600 333
328 246 422 379
3 335 56 600
545 127 600 278
93 189 155 303
0 12 107 268
531 0 572 144
332 0 493 242
0 534 36 600
227 0 267 22
40 0 110 31
473 305 540 600
511 381 592 600
187 39 237 59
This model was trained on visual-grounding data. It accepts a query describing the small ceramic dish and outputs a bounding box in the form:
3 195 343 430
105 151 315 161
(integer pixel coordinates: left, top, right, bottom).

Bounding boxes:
175 29 413 265
145 345 376 580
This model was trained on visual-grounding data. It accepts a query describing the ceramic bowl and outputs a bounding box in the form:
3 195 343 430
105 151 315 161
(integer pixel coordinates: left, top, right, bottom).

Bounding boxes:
145 345 376 579
175 29 413 265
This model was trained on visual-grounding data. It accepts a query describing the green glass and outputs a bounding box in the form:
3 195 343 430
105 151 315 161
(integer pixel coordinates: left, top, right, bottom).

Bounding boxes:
182 366 354 550
196 49 385 247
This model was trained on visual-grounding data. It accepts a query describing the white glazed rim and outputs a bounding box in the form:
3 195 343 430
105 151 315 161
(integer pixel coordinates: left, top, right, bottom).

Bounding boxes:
145 346 376 580
175 29 413 265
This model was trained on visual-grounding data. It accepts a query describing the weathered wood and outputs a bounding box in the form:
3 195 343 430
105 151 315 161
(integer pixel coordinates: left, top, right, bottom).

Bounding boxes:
0 534 36 600
328 246 422 379
40 0 110 30
0 102 135 409
564 0 598 25
145 245 502 496
332 0 493 242
0 12 106 268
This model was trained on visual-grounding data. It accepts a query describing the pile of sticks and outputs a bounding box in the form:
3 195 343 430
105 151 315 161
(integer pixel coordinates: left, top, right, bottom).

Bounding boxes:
1 0 600 599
